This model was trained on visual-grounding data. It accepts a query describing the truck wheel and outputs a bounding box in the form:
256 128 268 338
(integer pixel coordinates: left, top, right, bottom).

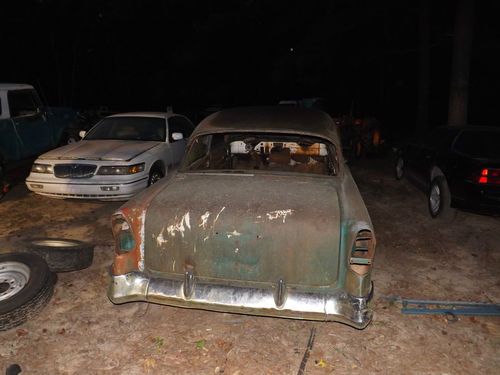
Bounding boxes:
0 253 56 331
428 176 456 220
25 238 94 272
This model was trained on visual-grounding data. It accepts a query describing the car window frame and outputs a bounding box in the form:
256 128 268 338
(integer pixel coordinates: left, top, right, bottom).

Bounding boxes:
7 89 43 119
180 131 339 177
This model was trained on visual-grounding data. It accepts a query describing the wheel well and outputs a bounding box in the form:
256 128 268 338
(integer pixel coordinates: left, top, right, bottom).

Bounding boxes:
430 166 444 181
150 161 166 176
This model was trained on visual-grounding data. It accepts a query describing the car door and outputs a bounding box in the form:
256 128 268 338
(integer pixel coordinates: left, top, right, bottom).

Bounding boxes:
8 89 52 158
167 116 194 165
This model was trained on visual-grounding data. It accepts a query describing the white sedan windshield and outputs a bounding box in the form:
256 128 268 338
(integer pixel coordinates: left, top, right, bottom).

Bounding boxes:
85 117 166 141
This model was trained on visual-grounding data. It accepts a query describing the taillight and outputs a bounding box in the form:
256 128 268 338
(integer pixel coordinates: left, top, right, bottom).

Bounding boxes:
111 213 136 254
350 230 375 275
477 168 500 185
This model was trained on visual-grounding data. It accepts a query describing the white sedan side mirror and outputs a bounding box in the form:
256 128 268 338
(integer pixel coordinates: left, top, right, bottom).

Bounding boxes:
172 132 184 141
79 130 87 139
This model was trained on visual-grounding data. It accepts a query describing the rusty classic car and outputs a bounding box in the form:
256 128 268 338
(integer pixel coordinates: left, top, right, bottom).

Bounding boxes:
108 106 376 329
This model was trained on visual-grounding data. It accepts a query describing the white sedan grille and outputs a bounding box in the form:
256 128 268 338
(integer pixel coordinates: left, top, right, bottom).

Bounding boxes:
54 164 97 179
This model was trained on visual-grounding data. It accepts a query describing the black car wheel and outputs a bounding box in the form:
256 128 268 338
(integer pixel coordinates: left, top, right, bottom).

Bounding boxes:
0 253 56 331
395 157 404 180
148 167 164 186
25 238 94 273
428 176 455 220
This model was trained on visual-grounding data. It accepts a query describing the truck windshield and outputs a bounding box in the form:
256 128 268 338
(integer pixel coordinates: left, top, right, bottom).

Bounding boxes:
181 132 338 176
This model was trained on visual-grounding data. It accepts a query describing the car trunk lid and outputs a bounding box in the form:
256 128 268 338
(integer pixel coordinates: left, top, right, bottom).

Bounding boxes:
144 173 342 287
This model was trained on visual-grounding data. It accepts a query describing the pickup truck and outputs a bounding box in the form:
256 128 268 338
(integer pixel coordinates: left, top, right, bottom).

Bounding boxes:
0 83 76 198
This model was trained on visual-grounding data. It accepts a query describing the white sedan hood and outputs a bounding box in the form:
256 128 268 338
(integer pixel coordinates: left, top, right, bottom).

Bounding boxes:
39 140 161 161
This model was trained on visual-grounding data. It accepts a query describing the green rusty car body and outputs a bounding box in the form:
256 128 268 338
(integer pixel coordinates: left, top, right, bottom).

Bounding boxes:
108 106 376 329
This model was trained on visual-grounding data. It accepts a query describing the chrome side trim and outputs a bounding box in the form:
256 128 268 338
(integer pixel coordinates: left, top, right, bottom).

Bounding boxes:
108 272 373 329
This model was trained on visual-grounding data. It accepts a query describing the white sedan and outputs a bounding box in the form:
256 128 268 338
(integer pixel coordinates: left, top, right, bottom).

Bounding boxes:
26 112 194 200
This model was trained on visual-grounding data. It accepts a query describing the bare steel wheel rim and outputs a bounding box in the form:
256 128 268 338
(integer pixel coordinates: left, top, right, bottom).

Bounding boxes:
150 171 162 185
0 261 31 301
396 158 404 178
430 184 441 215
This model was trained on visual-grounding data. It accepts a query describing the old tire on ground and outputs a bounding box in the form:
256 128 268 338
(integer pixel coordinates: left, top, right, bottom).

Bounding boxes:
428 176 456 220
0 252 56 331
395 157 404 180
25 238 94 272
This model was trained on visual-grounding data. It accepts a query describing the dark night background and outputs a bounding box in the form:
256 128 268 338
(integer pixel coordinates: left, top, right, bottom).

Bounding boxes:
1 0 499 140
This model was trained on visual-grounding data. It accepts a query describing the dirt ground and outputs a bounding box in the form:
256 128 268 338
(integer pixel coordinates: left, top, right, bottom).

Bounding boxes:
1 158 499 375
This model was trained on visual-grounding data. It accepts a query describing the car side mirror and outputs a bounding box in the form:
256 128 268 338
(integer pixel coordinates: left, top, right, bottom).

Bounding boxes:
172 132 184 141
79 130 86 139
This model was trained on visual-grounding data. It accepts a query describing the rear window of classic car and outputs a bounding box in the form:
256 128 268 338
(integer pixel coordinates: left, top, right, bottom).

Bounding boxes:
182 133 338 175
85 117 166 141
453 130 500 159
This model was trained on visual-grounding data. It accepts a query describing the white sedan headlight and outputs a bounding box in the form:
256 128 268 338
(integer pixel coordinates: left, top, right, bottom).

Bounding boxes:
97 163 145 175
31 163 54 174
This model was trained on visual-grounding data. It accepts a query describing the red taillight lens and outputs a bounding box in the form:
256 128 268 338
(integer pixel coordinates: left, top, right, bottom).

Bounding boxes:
477 168 500 185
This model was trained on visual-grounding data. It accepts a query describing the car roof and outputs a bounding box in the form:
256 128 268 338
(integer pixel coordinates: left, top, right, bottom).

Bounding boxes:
192 106 339 144
108 112 180 119
0 83 35 91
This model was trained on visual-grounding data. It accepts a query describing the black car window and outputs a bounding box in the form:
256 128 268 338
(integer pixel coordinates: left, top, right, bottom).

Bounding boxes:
423 128 459 150
168 116 194 142
453 130 500 159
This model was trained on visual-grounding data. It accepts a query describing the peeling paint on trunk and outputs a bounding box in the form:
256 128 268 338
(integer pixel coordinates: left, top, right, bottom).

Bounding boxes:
266 209 294 223
156 228 168 247
199 211 210 229
226 230 242 238
213 206 226 228
167 212 191 238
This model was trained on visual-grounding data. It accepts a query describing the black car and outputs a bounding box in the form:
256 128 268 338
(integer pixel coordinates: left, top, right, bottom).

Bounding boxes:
395 126 500 218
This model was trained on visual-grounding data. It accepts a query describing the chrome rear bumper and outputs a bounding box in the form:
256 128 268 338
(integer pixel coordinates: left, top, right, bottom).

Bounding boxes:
108 272 373 329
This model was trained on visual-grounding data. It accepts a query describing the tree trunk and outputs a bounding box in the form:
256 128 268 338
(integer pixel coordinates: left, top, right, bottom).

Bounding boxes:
416 0 431 137
448 0 475 127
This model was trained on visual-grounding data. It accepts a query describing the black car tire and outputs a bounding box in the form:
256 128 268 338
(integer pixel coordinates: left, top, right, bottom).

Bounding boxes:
395 157 404 180
148 166 164 186
0 252 56 331
24 238 94 273
428 176 456 220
